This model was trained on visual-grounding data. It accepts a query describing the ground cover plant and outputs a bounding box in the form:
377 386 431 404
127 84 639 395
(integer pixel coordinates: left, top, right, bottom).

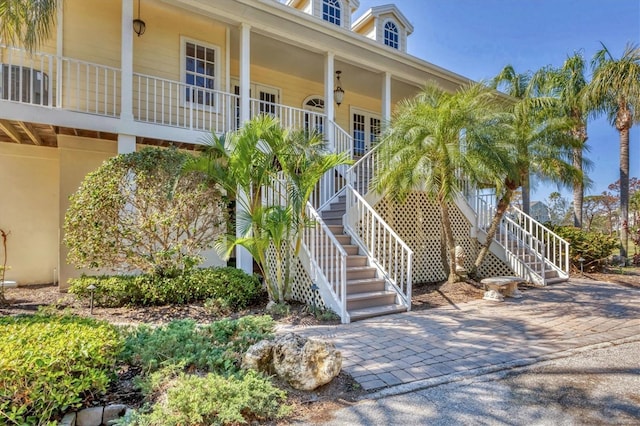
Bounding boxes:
118 315 292 425
0 313 122 424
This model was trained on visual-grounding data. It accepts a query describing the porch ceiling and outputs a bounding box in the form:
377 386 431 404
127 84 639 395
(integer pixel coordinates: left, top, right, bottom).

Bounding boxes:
0 120 191 150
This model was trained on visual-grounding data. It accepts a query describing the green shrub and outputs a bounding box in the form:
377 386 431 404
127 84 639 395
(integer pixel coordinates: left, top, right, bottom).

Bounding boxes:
69 267 263 308
0 314 123 425
126 370 291 426
119 316 274 375
552 226 619 272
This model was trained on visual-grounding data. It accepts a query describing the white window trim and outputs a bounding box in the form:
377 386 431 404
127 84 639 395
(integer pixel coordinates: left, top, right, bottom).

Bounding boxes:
350 106 382 154
302 95 325 112
180 36 221 112
382 18 400 50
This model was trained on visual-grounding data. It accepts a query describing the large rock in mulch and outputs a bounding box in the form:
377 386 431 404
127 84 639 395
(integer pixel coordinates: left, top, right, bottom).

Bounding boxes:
243 333 342 391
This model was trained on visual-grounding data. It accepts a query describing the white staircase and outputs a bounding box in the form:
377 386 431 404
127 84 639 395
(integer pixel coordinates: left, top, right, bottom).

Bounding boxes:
320 195 407 321
297 119 569 323
472 194 570 286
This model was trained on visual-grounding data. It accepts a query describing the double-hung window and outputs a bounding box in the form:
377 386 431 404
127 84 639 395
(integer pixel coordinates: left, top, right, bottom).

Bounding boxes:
182 37 219 109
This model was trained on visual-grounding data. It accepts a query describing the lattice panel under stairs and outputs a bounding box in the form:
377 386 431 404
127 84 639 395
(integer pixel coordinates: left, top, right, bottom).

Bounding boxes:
374 193 513 283
264 245 327 310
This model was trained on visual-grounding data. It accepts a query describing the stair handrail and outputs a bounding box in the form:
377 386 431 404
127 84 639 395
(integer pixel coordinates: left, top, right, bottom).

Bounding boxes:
509 205 570 276
473 194 569 283
344 184 413 309
501 211 548 283
302 202 349 322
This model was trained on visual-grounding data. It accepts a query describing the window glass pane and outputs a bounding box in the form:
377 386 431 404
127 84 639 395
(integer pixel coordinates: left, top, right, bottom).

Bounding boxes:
184 40 217 106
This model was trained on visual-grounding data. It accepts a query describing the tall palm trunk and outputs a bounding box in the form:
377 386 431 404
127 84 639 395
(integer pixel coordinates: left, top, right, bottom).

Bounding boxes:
571 122 587 228
521 171 531 215
440 201 461 284
619 125 630 260
572 147 584 227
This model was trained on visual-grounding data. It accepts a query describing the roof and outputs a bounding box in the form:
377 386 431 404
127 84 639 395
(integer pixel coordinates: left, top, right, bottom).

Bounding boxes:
352 4 414 35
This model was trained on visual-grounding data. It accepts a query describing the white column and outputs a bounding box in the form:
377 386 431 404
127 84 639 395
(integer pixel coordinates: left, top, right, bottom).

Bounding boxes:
239 23 251 124
236 23 253 275
120 0 134 122
55 0 63 107
118 134 136 154
322 52 336 205
382 72 391 123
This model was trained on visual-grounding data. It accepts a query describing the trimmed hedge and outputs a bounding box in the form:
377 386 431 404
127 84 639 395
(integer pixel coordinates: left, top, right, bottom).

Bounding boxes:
68 267 263 308
0 314 123 425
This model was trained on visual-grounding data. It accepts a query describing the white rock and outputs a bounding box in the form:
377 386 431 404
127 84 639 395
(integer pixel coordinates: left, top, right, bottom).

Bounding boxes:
76 406 103 426
103 404 127 423
245 333 342 391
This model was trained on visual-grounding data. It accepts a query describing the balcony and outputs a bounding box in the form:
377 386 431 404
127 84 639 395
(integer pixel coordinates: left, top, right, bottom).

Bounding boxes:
0 46 331 147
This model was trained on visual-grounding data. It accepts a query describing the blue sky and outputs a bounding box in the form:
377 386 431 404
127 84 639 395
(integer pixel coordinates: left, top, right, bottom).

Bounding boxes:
357 0 640 202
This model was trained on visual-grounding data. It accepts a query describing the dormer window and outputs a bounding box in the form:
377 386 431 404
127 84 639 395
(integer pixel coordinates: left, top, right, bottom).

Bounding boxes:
383 20 399 49
322 0 341 26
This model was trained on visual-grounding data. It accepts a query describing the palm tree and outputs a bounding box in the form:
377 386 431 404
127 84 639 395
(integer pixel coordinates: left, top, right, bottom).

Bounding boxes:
374 82 509 284
532 53 591 228
492 65 582 217
0 0 57 52
471 93 581 274
190 115 351 303
587 43 640 261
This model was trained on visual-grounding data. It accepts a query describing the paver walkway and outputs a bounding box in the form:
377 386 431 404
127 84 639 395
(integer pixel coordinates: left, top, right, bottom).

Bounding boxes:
279 278 640 391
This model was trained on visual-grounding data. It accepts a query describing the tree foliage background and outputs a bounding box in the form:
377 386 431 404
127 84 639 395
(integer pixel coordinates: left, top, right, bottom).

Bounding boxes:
64 147 227 276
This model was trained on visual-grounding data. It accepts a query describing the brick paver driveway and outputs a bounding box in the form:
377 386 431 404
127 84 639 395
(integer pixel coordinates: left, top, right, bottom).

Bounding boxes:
279 279 640 391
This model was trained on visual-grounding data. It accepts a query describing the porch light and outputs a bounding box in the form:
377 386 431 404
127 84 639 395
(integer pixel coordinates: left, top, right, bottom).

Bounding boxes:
334 70 345 106
133 0 146 37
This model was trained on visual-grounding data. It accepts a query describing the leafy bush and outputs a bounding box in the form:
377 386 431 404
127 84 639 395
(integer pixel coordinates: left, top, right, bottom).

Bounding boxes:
552 226 619 272
68 267 263 308
126 371 290 426
0 314 122 424
64 147 227 277
119 316 274 375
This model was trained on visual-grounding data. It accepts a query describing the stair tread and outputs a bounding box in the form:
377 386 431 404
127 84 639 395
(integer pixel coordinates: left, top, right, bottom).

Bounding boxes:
347 277 385 285
349 304 407 321
347 290 396 300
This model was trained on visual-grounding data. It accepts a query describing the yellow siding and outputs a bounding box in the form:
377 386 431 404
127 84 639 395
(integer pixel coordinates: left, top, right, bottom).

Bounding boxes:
64 0 121 67
0 144 59 285
57 136 117 290
132 1 228 85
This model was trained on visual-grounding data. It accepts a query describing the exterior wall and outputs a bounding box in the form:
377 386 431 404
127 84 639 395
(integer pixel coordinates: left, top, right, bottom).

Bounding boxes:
133 1 228 86
57 136 117 290
0 144 59 285
63 0 121 66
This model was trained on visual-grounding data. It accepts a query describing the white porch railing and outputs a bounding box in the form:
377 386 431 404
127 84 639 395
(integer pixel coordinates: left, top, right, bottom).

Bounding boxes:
344 184 413 308
249 99 326 136
133 73 238 133
0 46 121 116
